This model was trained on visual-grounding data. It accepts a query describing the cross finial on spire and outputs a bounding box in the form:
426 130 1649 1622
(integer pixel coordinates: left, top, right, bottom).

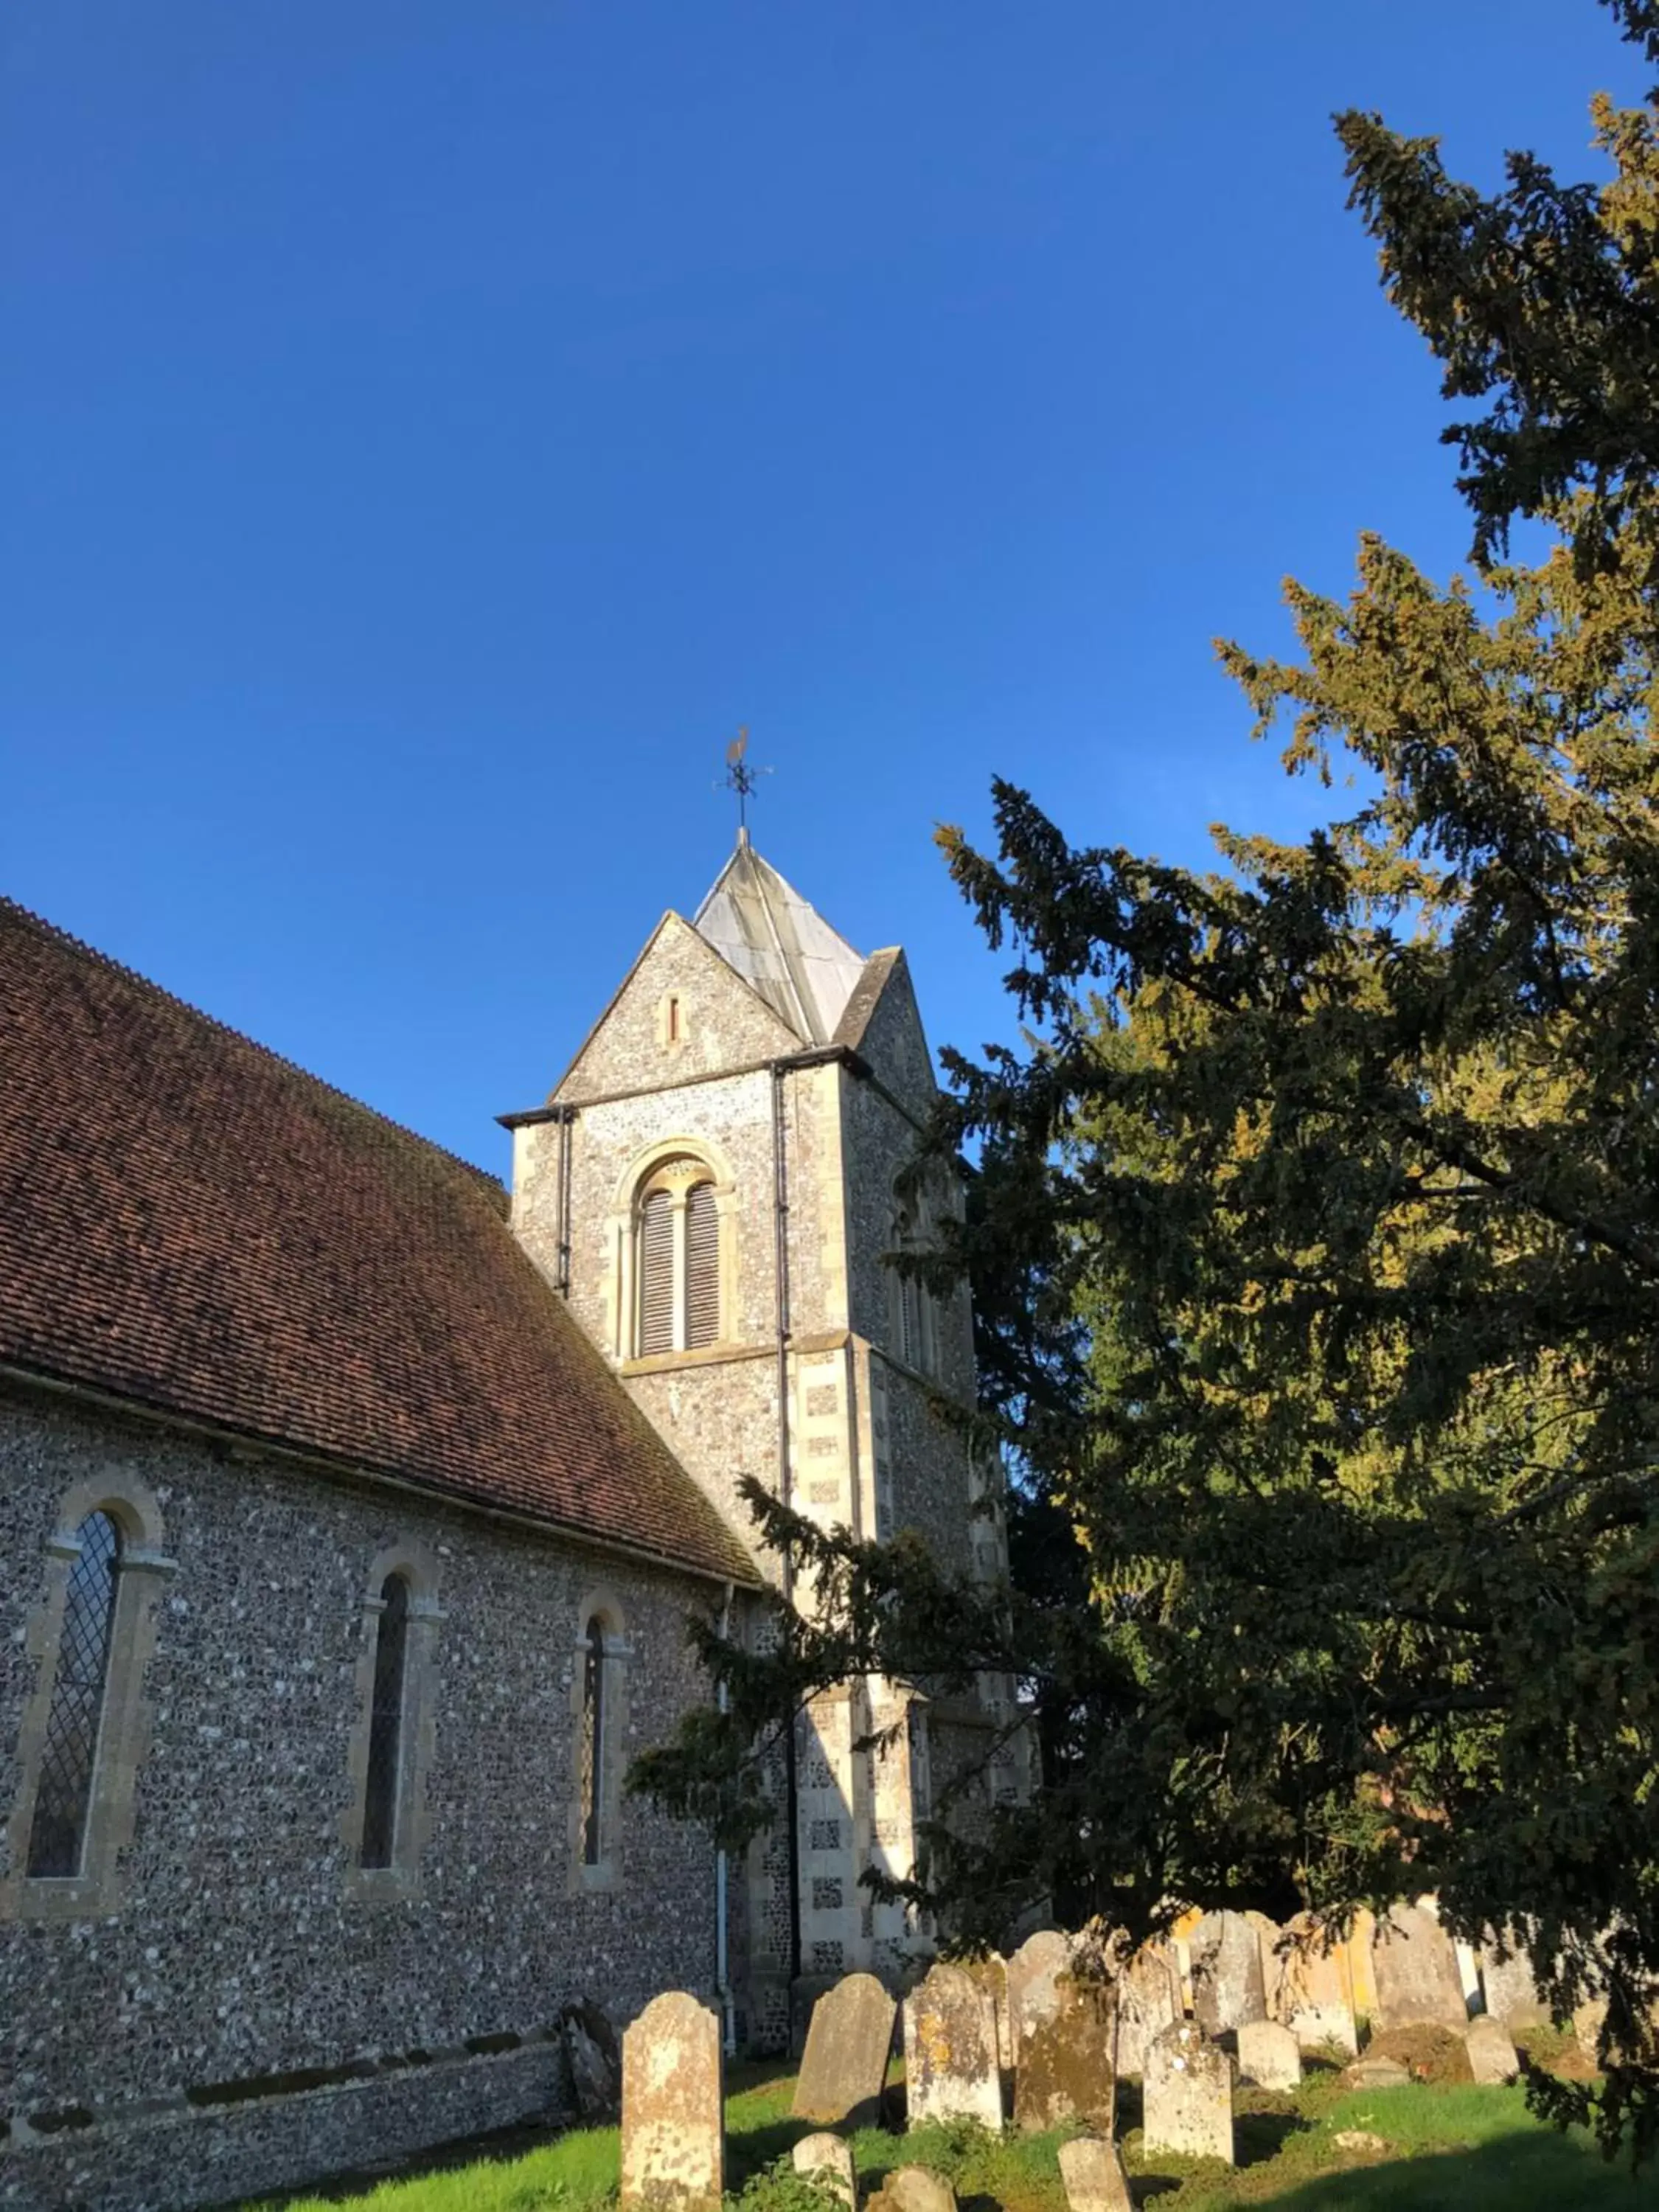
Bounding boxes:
720 726 771 841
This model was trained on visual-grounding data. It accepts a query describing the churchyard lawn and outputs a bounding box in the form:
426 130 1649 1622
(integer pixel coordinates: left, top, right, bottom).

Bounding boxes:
251 2056 1659 2212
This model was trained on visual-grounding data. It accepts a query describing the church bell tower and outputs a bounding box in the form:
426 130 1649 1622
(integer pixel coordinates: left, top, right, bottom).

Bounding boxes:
505 832 1013 2051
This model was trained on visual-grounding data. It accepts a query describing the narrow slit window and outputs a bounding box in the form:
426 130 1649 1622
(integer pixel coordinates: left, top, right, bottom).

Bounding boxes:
684 1181 720 1350
361 1573 408 1870
26 1512 121 1879
580 1618 606 1865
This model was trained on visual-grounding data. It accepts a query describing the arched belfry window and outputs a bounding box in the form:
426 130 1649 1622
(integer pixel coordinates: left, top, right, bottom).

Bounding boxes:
633 1157 723 1357
360 1573 409 1871
25 1511 121 1879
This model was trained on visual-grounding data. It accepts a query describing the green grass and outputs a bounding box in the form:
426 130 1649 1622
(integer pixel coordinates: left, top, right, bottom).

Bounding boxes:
250 2065 1659 2212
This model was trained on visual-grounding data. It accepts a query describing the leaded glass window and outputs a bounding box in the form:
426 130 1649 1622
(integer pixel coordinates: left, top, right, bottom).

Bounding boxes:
580 1617 606 1865
360 1573 408 1870
26 1511 121 1879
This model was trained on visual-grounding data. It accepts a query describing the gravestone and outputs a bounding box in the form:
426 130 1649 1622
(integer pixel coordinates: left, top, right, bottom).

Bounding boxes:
1343 2054 1409 2090
1275 1915 1359 2058
794 1972 897 2128
1142 2021 1233 2164
868 2168 958 2212
619 1991 724 2209
902 1961 1004 2130
1006 1930 1074 2056
1480 1931 1551 2031
1236 2019 1301 2093
560 2000 622 2122
1189 1911 1267 2037
1013 1973 1116 2134
1347 1908 1380 2020
1245 1913 1285 2020
1057 2135 1134 2212
1464 2017 1520 2085
1113 1941 1183 2078
792 2132 857 2209
1371 1905 1470 2033
968 1952 1014 2076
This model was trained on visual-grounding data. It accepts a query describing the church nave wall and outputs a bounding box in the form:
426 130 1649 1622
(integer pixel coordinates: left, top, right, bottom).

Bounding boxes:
0 1387 720 2212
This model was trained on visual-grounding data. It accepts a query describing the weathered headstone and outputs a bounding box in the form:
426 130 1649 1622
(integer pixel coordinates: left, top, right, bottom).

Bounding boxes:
1006 1930 1074 2056
1274 1915 1359 2059
561 2000 622 2122
1112 1941 1182 2078
1371 1905 1470 2033
902 1961 1004 2131
1347 1907 1380 2020
1245 1913 1285 2020
1480 1930 1551 2031
967 1952 1014 2076
1142 2021 1233 2165
794 1972 897 2128
1343 2054 1409 2090
793 2132 857 2209
1189 1911 1267 2037
1236 2019 1301 2092
1574 1995 1608 2059
619 1991 724 2209
1057 2135 1134 2212
1013 1974 1115 2134
1464 2017 1520 2084
868 2168 958 2212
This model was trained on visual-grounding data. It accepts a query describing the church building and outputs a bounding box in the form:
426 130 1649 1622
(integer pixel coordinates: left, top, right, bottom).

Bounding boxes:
0 838 1009 2211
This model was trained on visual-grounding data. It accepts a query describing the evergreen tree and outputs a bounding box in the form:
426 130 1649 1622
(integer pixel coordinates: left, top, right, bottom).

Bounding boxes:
636 0 1659 2161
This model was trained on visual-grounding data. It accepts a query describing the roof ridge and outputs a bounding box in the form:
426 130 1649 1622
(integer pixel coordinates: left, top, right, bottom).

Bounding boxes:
0 894 500 1194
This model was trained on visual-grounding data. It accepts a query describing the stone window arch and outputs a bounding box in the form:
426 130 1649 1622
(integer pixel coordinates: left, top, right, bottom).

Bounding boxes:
569 1588 629 1892
3 1473 173 1923
611 1138 737 1362
342 1543 442 1900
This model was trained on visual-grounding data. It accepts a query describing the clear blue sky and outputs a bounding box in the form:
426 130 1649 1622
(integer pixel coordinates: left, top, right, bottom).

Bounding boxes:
2 2 1644 1171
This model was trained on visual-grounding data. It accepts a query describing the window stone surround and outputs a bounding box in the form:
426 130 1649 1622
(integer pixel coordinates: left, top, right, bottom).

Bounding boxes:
338 1541 443 1904
2 1470 175 1924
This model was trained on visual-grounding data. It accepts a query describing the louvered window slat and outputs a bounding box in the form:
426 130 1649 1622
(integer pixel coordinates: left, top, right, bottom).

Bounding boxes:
684 1182 720 1350
638 1189 675 1355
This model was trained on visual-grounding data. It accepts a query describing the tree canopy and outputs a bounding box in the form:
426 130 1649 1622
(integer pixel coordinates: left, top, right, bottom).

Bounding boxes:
633 0 1659 2164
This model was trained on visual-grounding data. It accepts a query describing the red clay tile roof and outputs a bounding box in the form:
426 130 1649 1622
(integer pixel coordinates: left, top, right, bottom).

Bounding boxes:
0 898 755 1585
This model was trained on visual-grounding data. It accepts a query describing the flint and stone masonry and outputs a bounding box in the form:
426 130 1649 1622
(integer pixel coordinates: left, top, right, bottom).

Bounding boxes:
510 841 1018 2045
0 1394 720 2211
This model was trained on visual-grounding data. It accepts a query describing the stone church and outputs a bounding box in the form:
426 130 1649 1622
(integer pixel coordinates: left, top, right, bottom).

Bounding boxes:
0 835 1011 2209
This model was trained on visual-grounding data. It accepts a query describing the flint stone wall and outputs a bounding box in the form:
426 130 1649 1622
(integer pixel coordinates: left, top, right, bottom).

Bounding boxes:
0 1390 719 2211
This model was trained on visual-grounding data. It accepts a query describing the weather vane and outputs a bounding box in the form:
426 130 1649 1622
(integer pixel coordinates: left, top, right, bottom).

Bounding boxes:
719 727 772 834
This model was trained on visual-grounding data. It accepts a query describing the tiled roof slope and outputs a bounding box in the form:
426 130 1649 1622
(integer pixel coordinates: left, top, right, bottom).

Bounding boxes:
0 899 754 1585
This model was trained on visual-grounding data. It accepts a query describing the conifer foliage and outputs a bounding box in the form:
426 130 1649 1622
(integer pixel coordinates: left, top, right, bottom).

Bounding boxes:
633 0 1659 2163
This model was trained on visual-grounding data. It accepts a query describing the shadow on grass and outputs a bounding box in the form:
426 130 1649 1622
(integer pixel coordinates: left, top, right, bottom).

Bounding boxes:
1235 2129 1659 2211
1234 2106 1312 2168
